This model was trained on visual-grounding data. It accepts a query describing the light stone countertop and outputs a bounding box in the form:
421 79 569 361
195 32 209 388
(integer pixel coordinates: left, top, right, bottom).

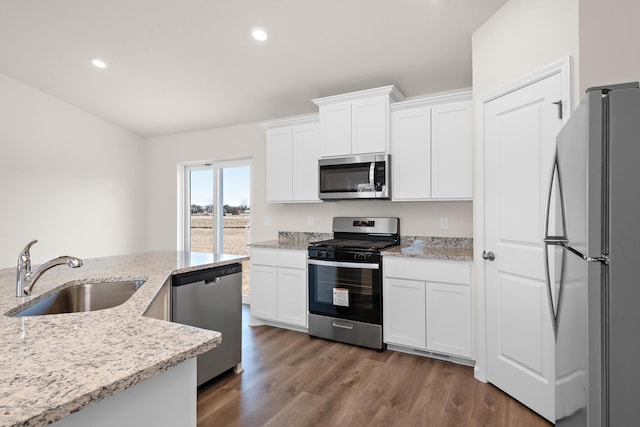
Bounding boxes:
382 237 473 261
0 250 247 427
249 233 473 262
248 231 333 251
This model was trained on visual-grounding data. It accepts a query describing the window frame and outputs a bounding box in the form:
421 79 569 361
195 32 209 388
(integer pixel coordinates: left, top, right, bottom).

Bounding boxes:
178 159 251 253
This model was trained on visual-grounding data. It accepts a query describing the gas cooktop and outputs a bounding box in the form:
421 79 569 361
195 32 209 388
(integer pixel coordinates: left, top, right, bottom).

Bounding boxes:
309 238 398 251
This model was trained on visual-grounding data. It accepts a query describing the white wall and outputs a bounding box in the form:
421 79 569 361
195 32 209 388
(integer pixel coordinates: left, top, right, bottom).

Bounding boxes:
472 0 579 104
0 73 146 268
579 0 640 93
145 122 473 252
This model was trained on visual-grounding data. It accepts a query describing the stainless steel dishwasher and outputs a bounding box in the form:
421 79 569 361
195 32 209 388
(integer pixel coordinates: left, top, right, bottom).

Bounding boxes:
171 263 243 386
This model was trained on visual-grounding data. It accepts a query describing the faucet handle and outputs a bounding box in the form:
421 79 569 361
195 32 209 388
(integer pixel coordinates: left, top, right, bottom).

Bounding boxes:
20 240 38 257
19 240 38 270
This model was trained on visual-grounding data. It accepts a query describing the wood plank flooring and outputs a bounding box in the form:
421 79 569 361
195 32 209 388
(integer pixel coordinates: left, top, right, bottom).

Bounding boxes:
197 307 552 426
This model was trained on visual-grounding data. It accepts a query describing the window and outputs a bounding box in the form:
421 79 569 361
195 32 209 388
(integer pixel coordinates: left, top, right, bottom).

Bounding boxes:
181 159 251 296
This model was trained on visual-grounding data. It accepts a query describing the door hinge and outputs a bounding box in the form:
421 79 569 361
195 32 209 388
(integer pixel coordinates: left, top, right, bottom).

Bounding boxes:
552 100 563 120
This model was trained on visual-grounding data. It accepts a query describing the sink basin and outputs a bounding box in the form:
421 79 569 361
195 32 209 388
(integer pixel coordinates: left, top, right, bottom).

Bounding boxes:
12 280 145 317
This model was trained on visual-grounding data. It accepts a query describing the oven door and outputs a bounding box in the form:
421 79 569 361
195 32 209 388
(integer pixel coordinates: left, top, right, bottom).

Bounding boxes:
308 258 382 324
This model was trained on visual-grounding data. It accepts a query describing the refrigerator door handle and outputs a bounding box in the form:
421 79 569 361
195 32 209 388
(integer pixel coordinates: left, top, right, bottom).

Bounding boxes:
543 154 568 242
543 243 559 338
543 154 566 338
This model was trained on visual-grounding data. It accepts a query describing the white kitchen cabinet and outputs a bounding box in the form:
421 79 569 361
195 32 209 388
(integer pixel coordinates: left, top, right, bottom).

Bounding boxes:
391 106 431 200
277 267 307 326
425 282 472 357
313 86 404 157
431 101 473 199
351 96 388 154
250 264 278 321
292 123 321 201
263 115 320 203
384 277 426 349
383 256 473 361
250 248 308 329
390 92 472 201
265 127 293 202
318 101 351 156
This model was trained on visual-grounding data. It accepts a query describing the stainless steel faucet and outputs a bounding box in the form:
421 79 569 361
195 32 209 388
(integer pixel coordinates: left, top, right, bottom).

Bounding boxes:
16 240 83 297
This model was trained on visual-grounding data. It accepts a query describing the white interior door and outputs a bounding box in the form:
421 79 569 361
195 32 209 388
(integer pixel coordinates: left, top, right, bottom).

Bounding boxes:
484 73 563 421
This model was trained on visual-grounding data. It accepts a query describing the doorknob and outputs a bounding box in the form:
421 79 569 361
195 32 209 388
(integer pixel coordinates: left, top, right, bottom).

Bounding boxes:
482 251 496 261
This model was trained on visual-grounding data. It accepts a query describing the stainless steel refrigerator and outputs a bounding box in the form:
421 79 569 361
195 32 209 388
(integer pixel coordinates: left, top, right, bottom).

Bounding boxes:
544 82 640 426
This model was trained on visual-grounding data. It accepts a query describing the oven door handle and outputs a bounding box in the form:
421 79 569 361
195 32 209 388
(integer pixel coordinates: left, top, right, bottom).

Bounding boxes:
307 259 380 270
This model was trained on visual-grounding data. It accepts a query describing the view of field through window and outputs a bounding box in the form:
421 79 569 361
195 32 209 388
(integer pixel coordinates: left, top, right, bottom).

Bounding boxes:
189 165 250 295
190 214 250 295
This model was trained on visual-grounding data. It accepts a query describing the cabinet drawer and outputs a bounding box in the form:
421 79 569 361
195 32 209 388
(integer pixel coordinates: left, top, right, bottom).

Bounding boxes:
384 257 471 285
250 248 307 269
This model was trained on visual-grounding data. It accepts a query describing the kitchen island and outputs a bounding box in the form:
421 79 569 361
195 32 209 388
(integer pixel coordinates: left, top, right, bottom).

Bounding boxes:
0 250 247 427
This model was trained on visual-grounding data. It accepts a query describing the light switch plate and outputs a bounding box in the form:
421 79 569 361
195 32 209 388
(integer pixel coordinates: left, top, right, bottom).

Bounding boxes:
264 215 272 225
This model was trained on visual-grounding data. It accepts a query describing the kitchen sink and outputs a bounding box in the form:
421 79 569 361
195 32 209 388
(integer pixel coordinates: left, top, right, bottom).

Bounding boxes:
11 280 145 317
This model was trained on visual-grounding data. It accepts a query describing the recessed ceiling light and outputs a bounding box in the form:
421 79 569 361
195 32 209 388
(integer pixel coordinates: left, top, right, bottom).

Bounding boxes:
91 59 108 69
251 28 268 42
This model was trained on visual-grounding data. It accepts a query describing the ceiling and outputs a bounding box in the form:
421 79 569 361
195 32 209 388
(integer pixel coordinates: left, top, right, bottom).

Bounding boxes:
0 0 507 138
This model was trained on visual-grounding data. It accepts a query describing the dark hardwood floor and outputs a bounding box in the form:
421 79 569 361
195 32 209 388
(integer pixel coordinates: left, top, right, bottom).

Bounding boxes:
197 306 552 426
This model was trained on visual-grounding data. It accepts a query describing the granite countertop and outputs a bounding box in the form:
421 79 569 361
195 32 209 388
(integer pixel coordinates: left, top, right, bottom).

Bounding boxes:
382 237 473 261
250 232 473 262
0 250 247 427
249 231 333 251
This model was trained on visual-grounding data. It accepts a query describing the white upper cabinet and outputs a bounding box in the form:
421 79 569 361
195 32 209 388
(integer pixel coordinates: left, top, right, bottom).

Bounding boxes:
265 127 293 202
318 102 351 156
351 96 388 154
391 106 431 200
390 92 472 201
262 115 321 203
313 86 404 157
292 123 321 201
431 101 473 199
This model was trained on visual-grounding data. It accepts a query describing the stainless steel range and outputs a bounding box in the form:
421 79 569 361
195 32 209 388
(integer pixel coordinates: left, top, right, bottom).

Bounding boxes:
307 217 400 350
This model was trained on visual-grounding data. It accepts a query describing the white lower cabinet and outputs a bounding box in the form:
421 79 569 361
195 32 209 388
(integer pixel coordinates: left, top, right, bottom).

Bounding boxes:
276 268 307 326
250 248 307 329
384 277 426 348
383 256 473 361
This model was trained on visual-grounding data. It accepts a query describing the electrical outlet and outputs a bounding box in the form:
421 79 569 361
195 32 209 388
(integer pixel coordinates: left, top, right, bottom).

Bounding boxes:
264 215 272 225
440 217 449 230
307 216 314 226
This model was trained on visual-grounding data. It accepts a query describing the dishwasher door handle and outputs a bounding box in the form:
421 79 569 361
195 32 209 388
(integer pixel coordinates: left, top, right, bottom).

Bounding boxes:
204 277 221 285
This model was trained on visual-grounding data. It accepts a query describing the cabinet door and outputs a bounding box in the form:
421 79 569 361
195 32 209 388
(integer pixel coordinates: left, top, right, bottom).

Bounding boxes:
352 96 388 154
425 282 472 358
277 267 307 327
250 264 278 321
319 102 351 157
266 128 293 202
292 123 320 201
383 277 426 348
391 107 431 200
431 101 472 199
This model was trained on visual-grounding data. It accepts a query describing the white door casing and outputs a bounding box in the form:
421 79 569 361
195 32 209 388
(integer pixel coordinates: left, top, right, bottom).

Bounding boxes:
479 60 570 422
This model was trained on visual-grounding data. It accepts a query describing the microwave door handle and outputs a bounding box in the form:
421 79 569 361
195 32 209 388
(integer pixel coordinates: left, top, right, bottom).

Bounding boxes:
369 162 375 189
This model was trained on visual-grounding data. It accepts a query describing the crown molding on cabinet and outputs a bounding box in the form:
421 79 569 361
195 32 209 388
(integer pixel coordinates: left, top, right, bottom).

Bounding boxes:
390 89 472 112
311 85 405 106
259 113 319 129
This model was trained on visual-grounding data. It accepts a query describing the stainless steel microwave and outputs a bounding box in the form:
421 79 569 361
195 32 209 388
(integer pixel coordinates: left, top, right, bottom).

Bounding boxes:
318 154 390 200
